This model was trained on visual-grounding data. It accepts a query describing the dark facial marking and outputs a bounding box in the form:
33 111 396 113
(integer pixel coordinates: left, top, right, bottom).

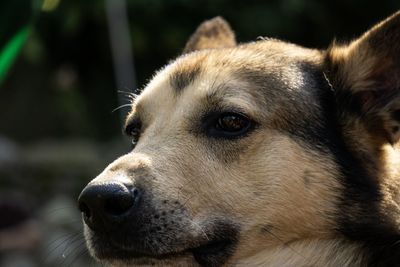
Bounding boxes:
170 63 201 93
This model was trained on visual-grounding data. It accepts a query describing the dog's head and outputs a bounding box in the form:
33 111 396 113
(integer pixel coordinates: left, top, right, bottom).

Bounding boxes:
78 13 400 266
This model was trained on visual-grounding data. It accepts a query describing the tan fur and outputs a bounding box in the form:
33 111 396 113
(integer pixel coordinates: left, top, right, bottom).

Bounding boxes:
183 17 236 53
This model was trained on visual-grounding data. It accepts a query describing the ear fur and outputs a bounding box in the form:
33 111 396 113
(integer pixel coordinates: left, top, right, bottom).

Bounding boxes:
326 11 400 144
183 16 236 53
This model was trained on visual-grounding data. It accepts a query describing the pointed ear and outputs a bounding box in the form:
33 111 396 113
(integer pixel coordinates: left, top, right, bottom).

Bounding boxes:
326 11 400 144
183 16 236 53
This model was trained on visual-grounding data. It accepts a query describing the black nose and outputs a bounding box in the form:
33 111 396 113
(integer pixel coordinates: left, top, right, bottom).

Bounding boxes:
78 182 140 231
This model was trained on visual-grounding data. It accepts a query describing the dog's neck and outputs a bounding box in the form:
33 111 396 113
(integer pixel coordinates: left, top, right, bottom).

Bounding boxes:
233 238 365 267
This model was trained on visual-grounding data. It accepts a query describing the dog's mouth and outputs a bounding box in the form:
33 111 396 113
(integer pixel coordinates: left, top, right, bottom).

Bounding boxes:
92 237 235 266
191 239 235 266
87 221 238 267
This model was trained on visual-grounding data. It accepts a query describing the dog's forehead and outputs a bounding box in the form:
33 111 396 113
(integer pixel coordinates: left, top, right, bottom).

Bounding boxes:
131 40 322 119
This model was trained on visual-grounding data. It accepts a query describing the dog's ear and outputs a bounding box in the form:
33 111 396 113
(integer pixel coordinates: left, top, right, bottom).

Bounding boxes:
326 11 400 144
183 16 236 53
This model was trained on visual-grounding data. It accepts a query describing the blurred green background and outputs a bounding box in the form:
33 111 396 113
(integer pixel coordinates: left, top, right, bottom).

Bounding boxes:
0 0 399 266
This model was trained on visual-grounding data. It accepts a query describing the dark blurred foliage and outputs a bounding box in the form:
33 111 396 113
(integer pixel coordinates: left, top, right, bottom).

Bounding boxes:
1 0 400 143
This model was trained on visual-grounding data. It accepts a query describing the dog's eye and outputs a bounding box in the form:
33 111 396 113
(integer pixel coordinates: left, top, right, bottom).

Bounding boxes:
125 121 141 147
207 112 254 139
216 114 248 132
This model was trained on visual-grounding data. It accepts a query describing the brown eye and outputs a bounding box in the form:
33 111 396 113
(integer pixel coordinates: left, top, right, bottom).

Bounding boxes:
216 114 249 132
205 112 254 139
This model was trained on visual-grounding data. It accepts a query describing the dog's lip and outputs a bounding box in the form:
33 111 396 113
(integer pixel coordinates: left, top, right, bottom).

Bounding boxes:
96 237 234 265
87 219 239 265
191 238 234 265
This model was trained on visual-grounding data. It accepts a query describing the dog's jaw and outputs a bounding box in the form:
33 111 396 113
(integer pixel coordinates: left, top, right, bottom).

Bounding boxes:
83 216 239 267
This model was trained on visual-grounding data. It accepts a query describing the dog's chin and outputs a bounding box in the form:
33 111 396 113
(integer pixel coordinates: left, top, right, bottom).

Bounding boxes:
85 227 237 267
101 255 197 267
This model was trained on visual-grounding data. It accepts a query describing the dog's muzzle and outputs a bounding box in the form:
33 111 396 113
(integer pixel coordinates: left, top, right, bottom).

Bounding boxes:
77 180 239 267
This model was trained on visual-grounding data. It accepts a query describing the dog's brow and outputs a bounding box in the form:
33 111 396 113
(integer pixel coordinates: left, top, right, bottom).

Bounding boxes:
204 84 262 118
169 63 202 94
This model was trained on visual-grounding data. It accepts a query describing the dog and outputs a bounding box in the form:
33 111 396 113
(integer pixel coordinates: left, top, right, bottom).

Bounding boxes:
78 11 400 267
